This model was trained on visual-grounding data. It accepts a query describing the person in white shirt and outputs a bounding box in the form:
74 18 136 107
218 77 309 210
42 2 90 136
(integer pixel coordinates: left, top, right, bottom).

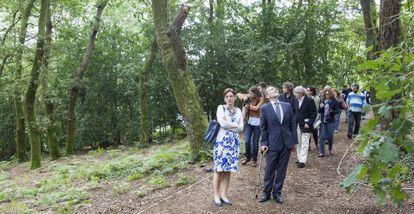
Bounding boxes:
213 88 244 207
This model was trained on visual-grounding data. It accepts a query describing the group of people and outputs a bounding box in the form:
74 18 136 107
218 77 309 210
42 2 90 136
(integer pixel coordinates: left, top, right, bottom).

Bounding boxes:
211 81 368 206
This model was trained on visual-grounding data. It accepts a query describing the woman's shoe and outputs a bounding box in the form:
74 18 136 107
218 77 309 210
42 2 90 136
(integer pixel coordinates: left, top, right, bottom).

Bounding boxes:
329 151 334 156
213 198 222 207
317 154 324 157
241 158 250 165
220 197 232 205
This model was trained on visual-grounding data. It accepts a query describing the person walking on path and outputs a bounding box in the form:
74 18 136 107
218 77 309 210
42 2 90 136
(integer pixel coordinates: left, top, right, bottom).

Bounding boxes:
346 84 366 139
293 86 317 168
307 86 320 149
259 86 297 204
318 87 339 157
279 82 299 116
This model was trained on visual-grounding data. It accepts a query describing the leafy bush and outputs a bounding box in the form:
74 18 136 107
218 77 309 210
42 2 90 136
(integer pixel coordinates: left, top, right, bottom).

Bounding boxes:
341 45 414 205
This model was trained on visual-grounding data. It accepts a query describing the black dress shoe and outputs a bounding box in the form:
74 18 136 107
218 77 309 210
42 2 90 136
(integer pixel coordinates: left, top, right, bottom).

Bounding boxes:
220 197 232 205
259 195 271 203
274 195 284 204
297 162 305 168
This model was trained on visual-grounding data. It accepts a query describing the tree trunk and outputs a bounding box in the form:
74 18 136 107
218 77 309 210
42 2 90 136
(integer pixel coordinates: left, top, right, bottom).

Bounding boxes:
360 0 378 59
14 0 36 163
379 0 401 50
25 0 49 169
139 38 157 146
40 4 61 160
360 0 379 106
379 0 401 130
208 0 214 23
66 1 107 155
151 1 207 160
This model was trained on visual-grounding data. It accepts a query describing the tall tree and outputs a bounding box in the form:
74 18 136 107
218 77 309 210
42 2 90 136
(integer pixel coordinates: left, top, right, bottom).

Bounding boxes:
379 0 401 130
151 1 207 159
379 0 400 50
14 0 35 163
40 4 61 160
66 0 108 155
139 38 157 146
25 0 50 169
360 0 378 59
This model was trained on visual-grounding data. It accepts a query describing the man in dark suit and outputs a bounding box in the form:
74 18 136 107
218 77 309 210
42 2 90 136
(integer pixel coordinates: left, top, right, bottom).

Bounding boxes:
293 86 317 168
259 86 297 204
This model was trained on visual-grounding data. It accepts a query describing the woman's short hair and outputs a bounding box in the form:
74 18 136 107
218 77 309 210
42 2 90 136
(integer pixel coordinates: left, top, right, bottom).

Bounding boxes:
307 86 317 96
293 86 306 96
223 88 236 97
258 82 267 89
249 86 262 98
282 82 294 92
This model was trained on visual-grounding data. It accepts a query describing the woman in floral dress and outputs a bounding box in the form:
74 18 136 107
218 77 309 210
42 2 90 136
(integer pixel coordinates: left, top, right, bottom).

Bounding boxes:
213 88 244 206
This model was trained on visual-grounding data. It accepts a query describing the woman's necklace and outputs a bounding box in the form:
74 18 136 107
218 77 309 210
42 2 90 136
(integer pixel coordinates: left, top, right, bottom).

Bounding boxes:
226 105 236 115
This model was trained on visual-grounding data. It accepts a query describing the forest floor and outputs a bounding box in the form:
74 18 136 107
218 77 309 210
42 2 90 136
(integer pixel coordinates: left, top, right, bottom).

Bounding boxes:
1 112 414 213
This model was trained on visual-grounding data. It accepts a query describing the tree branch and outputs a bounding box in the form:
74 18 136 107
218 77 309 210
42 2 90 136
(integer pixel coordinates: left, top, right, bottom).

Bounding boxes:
1 9 20 44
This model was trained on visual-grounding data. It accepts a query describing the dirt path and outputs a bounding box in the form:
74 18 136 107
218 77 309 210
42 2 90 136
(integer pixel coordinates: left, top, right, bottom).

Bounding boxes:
74 114 413 213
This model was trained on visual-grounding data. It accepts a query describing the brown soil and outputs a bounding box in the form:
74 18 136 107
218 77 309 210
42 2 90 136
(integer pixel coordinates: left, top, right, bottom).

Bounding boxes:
73 114 414 214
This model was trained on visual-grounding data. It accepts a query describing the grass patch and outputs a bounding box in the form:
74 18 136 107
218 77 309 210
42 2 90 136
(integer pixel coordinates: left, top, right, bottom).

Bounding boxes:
88 147 105 157
126 172 144 182
0 140 193 212
113 182 130 194
0 200 35 214
175 175 196 187
134 189 147 198
148 176 169 189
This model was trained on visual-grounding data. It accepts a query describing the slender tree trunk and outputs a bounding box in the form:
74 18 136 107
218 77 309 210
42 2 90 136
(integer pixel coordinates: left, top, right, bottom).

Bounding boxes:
66 1 107 155
151 1 207 160
360 0 379 106
40 4 61 160
209 0 214 23
139 38 157 146
0 10 20 76
379 0 401 130
25 0 49 169
15 0 35 163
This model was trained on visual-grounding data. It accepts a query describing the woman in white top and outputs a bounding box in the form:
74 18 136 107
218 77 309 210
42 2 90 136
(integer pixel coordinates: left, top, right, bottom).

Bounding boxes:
213 88 244 207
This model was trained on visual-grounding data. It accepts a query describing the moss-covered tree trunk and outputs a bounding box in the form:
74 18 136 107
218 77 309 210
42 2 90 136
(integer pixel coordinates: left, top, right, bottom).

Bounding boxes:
25 0 49 169
66 1 107 155
151 1 207 160
139 38 157 146
40 4 61 160
14 0 36 163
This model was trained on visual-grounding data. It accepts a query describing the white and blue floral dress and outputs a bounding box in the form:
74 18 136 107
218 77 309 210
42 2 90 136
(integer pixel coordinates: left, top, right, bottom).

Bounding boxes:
214 105 244 172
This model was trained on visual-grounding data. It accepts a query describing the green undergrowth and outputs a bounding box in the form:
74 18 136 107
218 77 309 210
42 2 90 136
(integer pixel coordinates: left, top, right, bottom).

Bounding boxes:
0 140 194 212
